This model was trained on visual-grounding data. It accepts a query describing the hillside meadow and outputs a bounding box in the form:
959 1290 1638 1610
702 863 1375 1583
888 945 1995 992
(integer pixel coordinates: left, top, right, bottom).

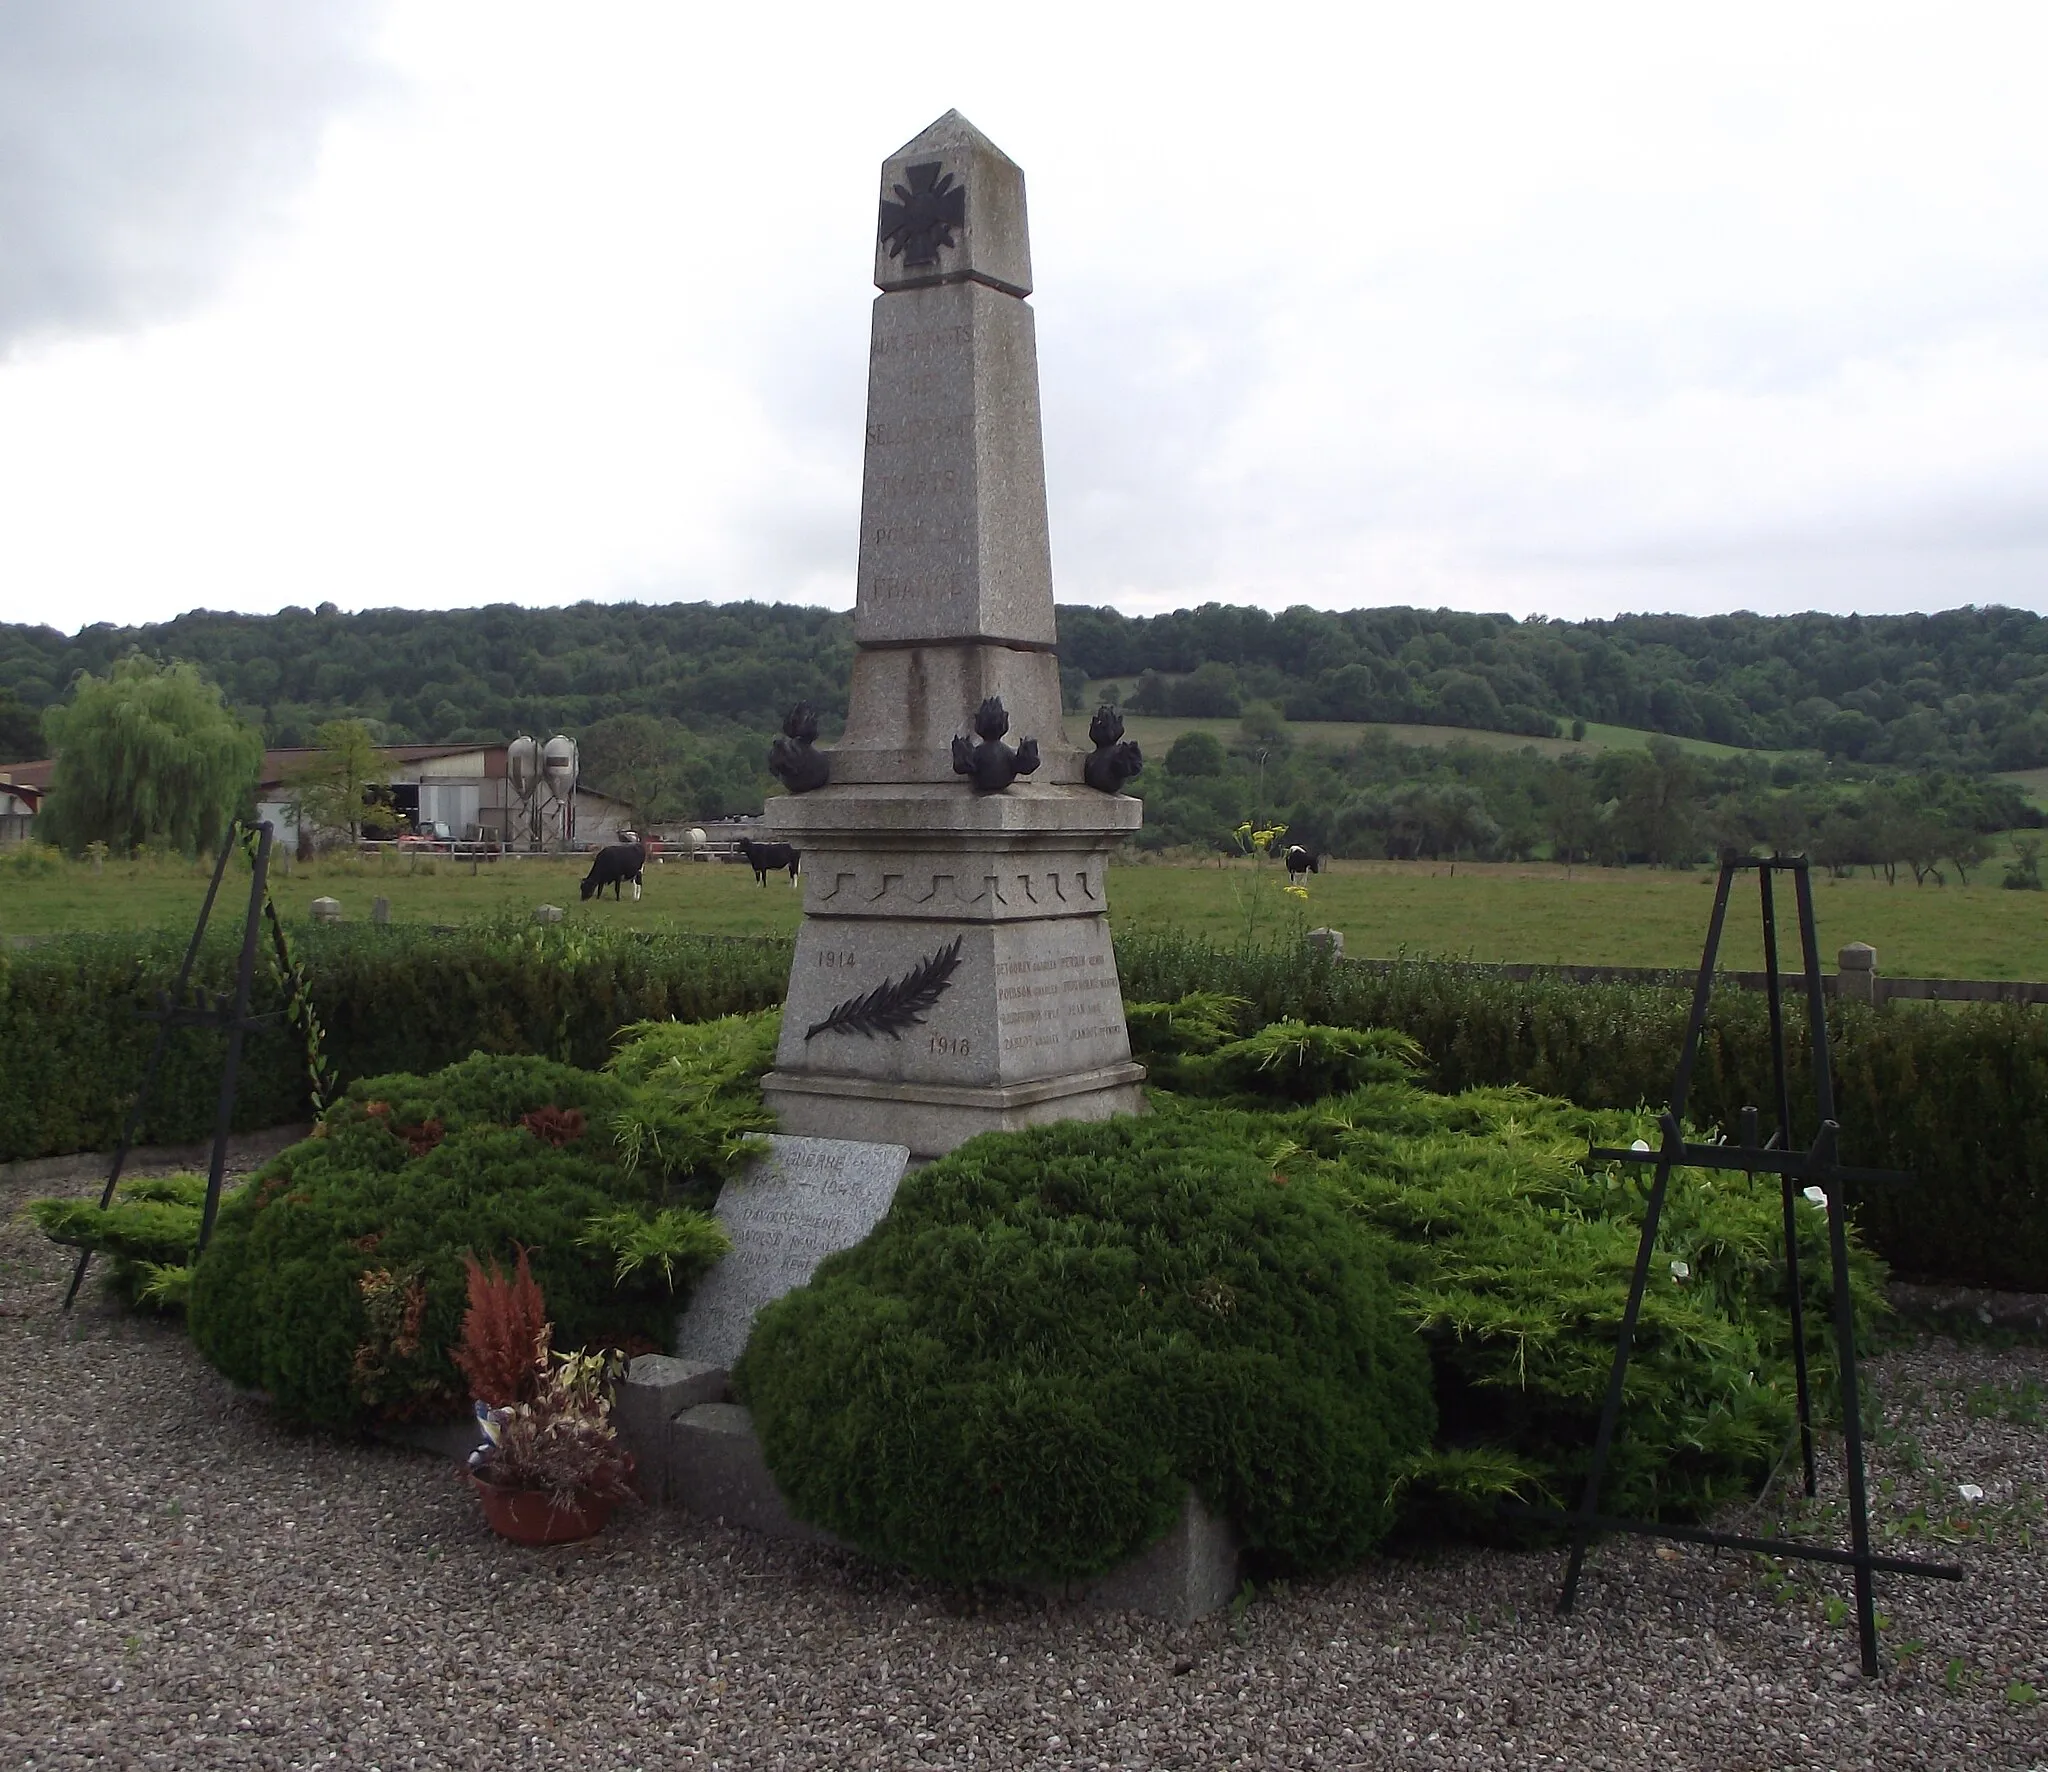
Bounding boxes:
5 847 2045 980
1079 699 1779 764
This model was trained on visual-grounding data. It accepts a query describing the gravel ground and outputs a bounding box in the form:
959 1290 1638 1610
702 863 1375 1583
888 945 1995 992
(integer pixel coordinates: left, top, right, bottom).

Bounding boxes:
4 1166 2045 1772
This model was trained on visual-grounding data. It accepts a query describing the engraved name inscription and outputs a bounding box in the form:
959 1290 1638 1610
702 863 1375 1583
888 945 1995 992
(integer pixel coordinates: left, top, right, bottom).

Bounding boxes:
872 323 974 359
993 951 1125 1055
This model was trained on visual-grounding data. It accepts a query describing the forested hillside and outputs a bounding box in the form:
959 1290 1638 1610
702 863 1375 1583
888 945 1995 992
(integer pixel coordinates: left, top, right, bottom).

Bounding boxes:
4 597 2046 775
0 601 852 753
1060 604 2048 771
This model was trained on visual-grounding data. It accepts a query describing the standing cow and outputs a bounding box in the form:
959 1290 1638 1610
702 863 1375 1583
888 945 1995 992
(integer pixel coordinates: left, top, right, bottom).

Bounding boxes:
580 841 646 901
1284 845 1321 885
737 838 800 886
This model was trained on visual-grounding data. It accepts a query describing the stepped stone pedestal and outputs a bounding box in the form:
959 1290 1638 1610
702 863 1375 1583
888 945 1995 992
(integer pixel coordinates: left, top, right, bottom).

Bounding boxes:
760 111 1144 1159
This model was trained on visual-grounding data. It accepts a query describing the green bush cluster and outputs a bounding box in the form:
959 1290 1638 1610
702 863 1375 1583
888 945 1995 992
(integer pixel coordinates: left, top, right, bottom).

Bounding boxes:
183 1014 772 1430
1119 932 2048 1293
736 1116 1437 1584
738 995 1883 1580
1242 1085 1874 1526
0 920 791 1163
44 980 1895 1592
28 1172 207 1308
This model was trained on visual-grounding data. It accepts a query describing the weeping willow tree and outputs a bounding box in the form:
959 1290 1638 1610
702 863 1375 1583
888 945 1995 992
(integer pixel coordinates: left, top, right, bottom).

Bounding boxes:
41 654 262 856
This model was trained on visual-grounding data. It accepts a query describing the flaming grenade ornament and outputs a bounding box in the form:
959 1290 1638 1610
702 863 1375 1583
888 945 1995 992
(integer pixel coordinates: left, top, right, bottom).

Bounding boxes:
951 697 1039 792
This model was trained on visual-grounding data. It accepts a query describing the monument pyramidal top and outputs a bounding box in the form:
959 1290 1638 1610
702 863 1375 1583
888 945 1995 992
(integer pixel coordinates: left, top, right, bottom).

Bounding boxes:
873 111 1033 300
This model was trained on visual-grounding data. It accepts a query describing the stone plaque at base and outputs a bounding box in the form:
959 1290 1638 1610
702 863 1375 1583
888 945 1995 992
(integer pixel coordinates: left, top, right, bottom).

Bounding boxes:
673 1134 910 1369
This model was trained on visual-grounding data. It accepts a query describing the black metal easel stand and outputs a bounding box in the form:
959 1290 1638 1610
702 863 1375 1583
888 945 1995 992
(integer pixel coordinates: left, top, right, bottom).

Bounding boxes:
1530 855 1960 1676
63 821 285 1309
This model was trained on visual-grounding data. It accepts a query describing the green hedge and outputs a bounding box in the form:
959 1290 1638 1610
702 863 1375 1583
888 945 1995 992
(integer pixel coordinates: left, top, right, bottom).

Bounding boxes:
8 920 2043 1291
1117 933 2048 1294
0 922 791 1163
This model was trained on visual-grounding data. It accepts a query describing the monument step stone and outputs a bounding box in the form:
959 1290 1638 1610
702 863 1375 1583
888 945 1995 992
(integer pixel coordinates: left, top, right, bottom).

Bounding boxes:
614 1355 728 1506
665 1403 843 1547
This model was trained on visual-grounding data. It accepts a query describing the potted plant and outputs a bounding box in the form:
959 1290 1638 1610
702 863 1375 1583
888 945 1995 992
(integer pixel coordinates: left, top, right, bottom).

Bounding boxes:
453 1249 637 1545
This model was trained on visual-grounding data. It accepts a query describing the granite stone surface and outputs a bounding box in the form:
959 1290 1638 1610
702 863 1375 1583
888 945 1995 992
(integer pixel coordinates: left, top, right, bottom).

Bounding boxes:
672 1135 909 1369
666 1403 838 1544
1056 1490 1241 1626
770 913 1135 1092
853 282 1056 650
764 113 1143 1159
615 1355 728 1505
873 109 1032 298
761 1063 1145 1158
831 643 1072 783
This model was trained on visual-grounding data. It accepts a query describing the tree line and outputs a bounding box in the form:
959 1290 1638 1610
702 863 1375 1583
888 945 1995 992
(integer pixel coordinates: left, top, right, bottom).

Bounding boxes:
1063 602 2048 770
6 597 2048 772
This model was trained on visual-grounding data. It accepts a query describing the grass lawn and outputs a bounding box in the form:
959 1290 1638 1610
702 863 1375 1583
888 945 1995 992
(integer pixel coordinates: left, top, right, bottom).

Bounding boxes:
1109 857 2048 980
7 848 2045 980
0 852 810 942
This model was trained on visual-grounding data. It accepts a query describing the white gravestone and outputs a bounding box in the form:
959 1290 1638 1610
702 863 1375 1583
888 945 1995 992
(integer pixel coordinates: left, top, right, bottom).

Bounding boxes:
674 1134 910 1370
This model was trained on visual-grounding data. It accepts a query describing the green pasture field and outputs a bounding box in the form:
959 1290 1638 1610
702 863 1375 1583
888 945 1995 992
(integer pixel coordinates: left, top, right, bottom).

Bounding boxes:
1075 688 1779 763
0 852 809 942
5 847 2044 980
1998 767 2048 811
1109 857 2048 979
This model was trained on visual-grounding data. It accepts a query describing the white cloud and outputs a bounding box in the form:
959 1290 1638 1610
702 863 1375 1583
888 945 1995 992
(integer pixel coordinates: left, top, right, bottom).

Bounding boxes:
0 0 389 351
1 0 2045 631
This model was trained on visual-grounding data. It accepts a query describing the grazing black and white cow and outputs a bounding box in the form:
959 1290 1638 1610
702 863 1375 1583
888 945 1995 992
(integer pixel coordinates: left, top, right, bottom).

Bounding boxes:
737 838 800 886
579 841 646 902
1284 845 1321 885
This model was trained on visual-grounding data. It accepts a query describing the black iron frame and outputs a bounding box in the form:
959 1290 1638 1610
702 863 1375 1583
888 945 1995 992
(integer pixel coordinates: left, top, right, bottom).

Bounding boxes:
62 821 284 1309
1511 854 1961 1677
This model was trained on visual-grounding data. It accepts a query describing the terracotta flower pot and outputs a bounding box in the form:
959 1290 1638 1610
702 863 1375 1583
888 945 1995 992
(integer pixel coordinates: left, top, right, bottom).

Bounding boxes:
469 1455 634 1545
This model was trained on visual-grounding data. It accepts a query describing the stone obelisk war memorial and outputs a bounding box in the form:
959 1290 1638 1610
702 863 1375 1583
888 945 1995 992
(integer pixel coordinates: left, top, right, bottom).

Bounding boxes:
759 111 1146 1158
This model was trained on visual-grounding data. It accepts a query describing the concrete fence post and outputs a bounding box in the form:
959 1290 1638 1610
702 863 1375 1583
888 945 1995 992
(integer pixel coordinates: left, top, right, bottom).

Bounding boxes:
1837 941 1877 1004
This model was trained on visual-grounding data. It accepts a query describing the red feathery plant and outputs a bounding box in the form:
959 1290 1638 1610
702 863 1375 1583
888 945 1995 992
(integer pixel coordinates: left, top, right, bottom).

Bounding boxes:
451 1247 550 1407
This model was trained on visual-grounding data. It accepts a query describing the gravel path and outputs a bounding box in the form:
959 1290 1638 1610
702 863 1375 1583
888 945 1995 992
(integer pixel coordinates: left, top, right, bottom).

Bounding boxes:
4 1166 2045 1771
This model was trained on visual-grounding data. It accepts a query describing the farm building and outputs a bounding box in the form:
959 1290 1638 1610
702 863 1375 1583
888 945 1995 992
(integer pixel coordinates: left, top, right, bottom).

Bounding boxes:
253 743 635 849
2 744 634 851
0 771 43 844
254 743 514 846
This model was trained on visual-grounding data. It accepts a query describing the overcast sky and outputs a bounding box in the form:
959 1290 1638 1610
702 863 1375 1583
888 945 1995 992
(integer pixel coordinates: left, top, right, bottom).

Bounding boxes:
2 1 2045 634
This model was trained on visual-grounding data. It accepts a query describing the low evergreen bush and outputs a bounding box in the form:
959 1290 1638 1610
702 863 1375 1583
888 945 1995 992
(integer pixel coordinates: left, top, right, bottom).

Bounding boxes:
28 1172 207 1308
1119 932 2048 1292
736 1116 1437 1583
183 1015 772 1430
44 982 1894 1590
1246 1083 1878 1526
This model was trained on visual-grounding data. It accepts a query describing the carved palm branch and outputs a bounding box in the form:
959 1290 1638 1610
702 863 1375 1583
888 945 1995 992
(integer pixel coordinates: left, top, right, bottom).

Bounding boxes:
804 936 965 1041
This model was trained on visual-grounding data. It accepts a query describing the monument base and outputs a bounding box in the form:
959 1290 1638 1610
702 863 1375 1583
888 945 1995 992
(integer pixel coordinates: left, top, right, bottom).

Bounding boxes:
762 1062 1145 1159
